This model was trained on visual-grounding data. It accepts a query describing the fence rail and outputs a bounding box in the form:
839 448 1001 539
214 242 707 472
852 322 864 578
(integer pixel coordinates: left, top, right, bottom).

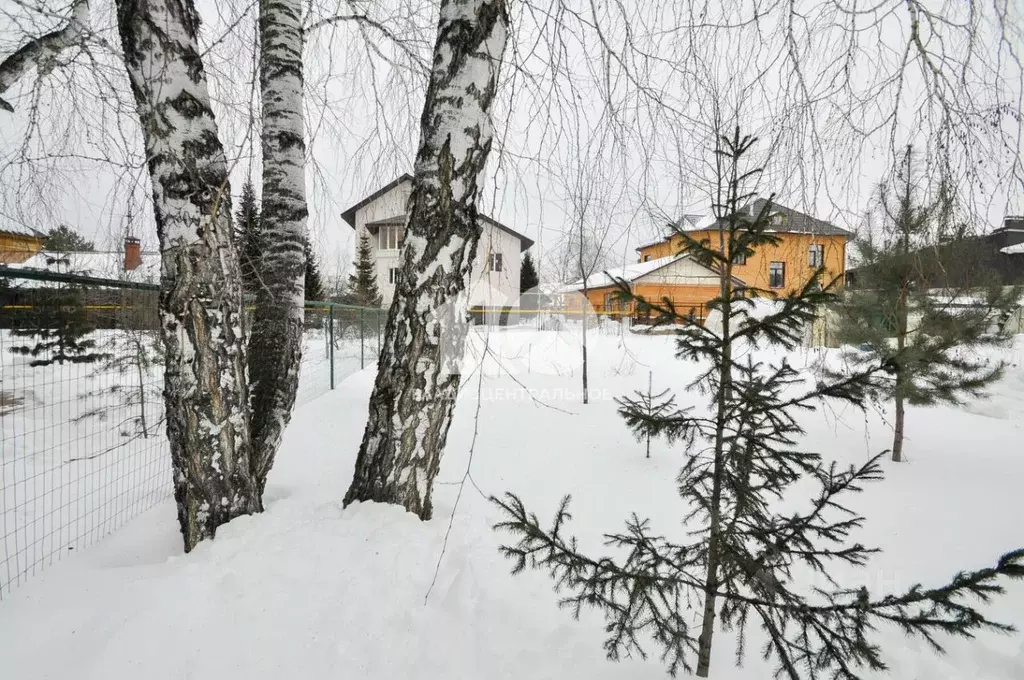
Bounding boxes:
0 266 383 600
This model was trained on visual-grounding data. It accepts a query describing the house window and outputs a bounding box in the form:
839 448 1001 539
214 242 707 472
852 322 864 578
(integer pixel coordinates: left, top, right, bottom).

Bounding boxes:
809 244 824 268
732 250 747 265
388 267 398 284
604 291 623 315
489 253 503 272
643 255 651 262
769 261 785 288
378 225 405 250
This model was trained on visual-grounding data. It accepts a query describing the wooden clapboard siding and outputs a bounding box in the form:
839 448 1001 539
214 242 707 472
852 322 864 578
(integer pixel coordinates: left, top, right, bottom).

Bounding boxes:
0 232 44 264
638 231 848 297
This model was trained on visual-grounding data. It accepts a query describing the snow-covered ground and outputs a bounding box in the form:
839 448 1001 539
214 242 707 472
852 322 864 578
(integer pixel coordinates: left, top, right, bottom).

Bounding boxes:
0 327 1022 679
0 326 379 597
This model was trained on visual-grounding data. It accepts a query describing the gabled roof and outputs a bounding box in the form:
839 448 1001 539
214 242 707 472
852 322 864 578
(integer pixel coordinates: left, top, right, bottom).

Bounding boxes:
481 215 534 251
710 199 853 237
340 174 413 227
637 199 851 252
562 254 744 292
342 175 535 251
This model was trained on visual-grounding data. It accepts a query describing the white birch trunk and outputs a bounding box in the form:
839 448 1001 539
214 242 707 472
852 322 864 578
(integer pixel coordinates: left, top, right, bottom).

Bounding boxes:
114 0 261 551
344 0 508 519
0 0 88 112
249 0 307 493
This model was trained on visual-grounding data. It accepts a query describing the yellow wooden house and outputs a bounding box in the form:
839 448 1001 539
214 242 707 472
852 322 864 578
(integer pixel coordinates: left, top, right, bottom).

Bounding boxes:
0 224 45 264
570 199 851 323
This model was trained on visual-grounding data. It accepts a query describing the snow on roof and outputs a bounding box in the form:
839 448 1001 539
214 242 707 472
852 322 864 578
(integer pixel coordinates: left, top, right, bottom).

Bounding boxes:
6 251 160 286
562 254 687 291
635 214 717 251
1001 243 1024 255
0 222 45 239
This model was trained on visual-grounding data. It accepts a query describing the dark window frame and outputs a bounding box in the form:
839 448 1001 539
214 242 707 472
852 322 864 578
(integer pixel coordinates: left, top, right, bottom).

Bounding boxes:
809 243 824 268
769 261 785 288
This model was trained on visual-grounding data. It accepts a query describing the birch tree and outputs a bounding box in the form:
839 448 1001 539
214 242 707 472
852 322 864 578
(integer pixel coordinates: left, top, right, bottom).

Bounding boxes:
113 0 262 550
343 0 509 519
248 0 308 495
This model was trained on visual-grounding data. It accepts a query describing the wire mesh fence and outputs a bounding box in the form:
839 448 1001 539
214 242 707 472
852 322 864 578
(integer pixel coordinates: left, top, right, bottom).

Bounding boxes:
297 304 385 406
0 265 383 600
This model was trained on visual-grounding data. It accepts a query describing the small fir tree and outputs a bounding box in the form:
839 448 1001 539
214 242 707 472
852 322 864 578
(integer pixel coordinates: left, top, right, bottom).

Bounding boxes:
346 230 383 307
615 371 688 458
235 178 264 293
492 129 1024 679
304 237 325 302
520 251 540 294
9 256 109 367
836 150 1019 462
75 326 164 438
44 224 94 251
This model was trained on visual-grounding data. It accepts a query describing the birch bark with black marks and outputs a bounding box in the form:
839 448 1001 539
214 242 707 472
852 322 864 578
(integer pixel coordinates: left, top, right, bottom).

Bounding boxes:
249 0 307 494
344 0 508 519
114 0 261 551
0 0 88 113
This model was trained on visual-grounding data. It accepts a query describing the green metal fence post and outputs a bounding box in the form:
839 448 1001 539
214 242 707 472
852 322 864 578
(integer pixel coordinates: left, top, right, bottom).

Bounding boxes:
360 307 365 369
328 306 335 390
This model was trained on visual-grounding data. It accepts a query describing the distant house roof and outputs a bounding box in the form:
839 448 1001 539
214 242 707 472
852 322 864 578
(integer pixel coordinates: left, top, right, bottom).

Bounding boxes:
561 254 743 292
6 250 159 286
341 175 535 251
637 199 851 252
719 199 853 237
0 223 46 239
340 174 414 227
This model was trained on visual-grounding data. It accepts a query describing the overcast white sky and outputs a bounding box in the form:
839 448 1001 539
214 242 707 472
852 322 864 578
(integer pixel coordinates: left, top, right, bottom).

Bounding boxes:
1 0 1022 281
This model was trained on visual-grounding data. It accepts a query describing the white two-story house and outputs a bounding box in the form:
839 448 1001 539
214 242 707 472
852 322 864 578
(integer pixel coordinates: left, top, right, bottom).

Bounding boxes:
341 174 534 310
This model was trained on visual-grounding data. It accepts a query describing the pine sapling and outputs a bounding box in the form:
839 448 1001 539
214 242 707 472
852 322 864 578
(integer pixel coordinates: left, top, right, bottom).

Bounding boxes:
616 370 689 458
75 326 164 439
837 149 1019 462
491 129 1024 679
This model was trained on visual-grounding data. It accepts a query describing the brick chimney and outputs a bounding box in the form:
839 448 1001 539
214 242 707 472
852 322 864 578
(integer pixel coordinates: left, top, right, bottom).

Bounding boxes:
124 236 142 271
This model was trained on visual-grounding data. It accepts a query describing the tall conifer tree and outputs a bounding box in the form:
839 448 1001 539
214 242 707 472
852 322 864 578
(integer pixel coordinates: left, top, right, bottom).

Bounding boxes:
520 251 539 293
235 178 264 294
304 237 324 302
346 231 382 307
